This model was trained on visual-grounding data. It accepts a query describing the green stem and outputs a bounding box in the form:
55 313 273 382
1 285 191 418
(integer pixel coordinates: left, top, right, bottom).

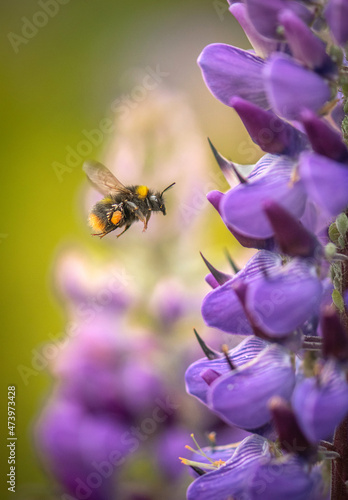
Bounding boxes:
332 218 348 499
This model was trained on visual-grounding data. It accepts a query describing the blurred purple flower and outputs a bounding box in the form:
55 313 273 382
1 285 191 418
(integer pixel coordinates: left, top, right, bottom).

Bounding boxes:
292 360 348 443
36 399 130 500
324 0 348 47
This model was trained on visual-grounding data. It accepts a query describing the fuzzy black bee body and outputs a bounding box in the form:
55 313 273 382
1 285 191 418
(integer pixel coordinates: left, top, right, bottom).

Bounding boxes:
83 161 175 238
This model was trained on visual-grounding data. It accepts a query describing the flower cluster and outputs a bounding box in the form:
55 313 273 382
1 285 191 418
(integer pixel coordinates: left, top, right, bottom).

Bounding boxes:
184 1 348 499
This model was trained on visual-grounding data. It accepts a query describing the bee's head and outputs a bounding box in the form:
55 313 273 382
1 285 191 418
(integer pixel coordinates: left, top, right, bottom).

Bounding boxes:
149 183 175 215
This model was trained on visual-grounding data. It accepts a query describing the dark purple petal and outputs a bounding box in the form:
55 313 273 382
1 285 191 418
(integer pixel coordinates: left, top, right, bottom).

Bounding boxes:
263 199 322 258
321 305 348 362
187 435 271 500
209 345 295 428
270 397 312 456
292 361 348 443
202 251 282 334
300 109 348 163
221 157 307 238
246 260 323 337
325 0 348 46
230 97 308 155
244 0 313 40
229 3 281 58
299 151 348 217
280 10 336 76
264 54 331 120
198 43 269 109
249 455 326 500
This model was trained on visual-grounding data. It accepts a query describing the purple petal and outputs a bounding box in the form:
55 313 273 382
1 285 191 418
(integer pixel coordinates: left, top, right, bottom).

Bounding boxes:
230 97 308 155
264 54 331 120
229 3 281 58
221 156 307 238
36 399 129 500
249 455 325 500
246 260 323 336
206 190 223 212
325 0 348 46
292 361 348 443
202 251 282 334
198 43 269 109
299 151 348 217
185 336 267 404
187 435 271 500
209 345 295 428
280 10 336 76
263 199 321 258
300 109 348 163
244 0 313 40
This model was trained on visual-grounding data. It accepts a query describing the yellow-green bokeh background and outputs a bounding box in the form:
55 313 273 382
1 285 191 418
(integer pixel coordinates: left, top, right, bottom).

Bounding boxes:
1 1 255 497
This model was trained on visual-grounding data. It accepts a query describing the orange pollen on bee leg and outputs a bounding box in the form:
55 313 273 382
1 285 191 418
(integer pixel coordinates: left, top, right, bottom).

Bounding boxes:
111 211 122 225
89 213 106 232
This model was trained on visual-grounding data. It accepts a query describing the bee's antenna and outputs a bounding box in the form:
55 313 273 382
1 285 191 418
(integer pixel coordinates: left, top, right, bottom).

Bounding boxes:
161 182 176 196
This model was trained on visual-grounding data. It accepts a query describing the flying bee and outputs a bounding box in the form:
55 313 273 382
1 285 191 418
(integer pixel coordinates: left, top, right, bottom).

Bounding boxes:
83 160 175 238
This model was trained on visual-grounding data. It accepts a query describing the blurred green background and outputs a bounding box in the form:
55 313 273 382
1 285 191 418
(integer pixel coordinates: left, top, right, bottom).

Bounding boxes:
1 1 255 497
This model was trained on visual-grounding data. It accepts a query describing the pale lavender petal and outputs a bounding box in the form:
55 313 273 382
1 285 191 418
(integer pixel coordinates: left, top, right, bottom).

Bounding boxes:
292 361 348 443
246 260 323 336
209 345 295 428
198 43 269 108
249 455 326 500
202 251 282 334
264 54 331 120
221 157 307 238
229 3 280 58
299 151 348 217
185 336 267 404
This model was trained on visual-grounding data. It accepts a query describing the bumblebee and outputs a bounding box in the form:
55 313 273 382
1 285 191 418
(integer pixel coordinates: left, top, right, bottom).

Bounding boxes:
83 160 175 238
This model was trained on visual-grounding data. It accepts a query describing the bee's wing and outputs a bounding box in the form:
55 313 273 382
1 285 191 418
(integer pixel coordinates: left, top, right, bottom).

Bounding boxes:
83 160 132 196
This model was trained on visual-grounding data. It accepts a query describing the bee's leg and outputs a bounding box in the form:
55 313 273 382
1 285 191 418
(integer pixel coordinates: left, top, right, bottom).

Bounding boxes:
116 222 132 238
143 211 151 232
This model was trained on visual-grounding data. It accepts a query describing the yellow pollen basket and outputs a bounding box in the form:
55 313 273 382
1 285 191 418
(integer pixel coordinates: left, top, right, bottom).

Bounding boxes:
136 185 149 198
100 197 113 204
